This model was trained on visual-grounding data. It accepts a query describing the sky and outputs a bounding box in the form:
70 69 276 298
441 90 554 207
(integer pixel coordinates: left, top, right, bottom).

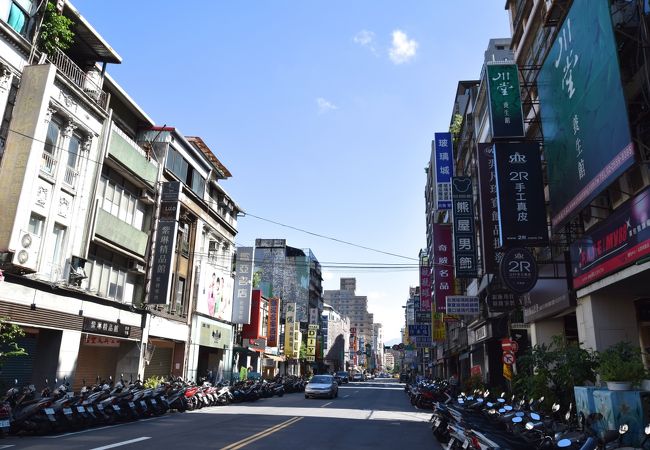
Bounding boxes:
72 0 511 344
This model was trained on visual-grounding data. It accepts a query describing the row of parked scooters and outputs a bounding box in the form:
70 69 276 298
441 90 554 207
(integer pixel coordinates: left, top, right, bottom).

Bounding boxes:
0 374 307 436
406 379 650 449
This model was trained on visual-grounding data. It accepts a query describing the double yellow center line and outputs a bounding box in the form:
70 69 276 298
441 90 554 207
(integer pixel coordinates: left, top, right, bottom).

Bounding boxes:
220 416 303 450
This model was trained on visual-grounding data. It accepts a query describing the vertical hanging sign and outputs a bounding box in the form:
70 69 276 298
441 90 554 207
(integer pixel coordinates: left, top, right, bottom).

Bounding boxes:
232 247 254 324
476 143 503 274
267 297 281 347
452 176 479 278
433 224 454 313
486 62 524 139
419 255 432 311
149 181 180 304
434 132 453 210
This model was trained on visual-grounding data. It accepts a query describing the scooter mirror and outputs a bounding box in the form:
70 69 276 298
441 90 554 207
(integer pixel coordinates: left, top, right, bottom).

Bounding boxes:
461 391 466 397
565 411 571 421
530 413 541 421
557 439 572 448
619 424 629 435
529 398 535 405
645 424 650 435
500 391 505 398
539 396 545 403
14 379 17 385
484 390 490 397
552 403 561 412
512 416 522 423
525 422 534 430
488 409 496 415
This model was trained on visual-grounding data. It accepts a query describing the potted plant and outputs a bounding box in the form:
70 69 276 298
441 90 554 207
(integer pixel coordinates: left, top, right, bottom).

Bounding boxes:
598 341 647 390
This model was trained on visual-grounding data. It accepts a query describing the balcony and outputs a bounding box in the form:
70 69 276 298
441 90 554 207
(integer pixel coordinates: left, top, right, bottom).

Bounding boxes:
40 151 57 177
47 47 109 110
63 165 79 189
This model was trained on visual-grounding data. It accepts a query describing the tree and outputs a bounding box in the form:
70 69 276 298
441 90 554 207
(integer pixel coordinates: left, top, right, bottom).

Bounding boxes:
252 270 262 289
0 318 27 368
449 113 463 146
38 1 75 56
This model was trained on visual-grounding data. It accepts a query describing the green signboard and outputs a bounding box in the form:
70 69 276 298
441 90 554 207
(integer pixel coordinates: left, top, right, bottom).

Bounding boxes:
538 0 635 229
486 62 524 139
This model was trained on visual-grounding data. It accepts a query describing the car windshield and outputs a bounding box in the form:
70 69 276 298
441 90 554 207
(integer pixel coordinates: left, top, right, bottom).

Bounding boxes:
310 376 332 384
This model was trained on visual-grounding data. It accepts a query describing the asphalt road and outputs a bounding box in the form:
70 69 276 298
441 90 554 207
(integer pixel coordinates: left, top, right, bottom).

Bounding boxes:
0 378 442 450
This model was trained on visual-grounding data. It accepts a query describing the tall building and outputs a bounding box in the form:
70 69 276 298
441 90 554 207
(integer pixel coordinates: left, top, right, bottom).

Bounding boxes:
323 277 374 351
321 303 350 371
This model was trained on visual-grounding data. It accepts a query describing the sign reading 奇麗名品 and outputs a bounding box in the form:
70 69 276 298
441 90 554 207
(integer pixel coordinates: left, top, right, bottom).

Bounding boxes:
433 224 454 313
486 62 524 139
538 0 634 229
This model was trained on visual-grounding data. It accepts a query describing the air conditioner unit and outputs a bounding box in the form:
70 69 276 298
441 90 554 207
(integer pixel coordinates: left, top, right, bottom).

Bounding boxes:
13 230 41 271
128 259 146 274
68 255 88 287
139 189 155 205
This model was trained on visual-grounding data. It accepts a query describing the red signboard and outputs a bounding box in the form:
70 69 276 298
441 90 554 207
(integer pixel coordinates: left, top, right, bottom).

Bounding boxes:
471 365 482 377
419 257 432 311
267 297 281 347
433 224 454 313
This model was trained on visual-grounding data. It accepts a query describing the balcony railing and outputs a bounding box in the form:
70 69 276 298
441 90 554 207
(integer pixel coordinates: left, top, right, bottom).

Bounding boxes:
41 151 57 176
63 165 79 189
47 47 109 110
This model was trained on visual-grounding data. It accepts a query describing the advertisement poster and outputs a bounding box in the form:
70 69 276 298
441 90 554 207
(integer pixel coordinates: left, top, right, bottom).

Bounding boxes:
197 261 234 322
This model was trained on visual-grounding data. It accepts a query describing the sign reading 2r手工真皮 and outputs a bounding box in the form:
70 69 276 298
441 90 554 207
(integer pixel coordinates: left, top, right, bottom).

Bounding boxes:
570 186 650 290
494 142 548 247
538 0 635 229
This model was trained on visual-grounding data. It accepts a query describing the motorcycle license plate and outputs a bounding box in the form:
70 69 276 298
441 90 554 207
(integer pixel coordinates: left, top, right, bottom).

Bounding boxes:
151 399 157 405
63 408 73 415
140 401 147 408
0 420 9 428
112 405 120 411
97 404 104 410
434 418 440 427
161 396 166 401
77 406 85 413
129 402 136 409
44 408 55 415
87 407 95 413
463 440 470 449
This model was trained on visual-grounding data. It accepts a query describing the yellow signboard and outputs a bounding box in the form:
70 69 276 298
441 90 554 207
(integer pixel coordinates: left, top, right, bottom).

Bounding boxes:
503 363 512 381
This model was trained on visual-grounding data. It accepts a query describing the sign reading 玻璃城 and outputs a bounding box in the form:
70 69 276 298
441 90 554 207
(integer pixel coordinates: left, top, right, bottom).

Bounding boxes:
433 132 453 210
486 62 524 139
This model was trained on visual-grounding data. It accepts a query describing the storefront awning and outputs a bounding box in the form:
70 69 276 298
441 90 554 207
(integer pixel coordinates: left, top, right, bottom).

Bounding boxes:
264 354 285 362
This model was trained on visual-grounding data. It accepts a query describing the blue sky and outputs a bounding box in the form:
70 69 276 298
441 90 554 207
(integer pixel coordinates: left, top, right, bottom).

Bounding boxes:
73 0 511 343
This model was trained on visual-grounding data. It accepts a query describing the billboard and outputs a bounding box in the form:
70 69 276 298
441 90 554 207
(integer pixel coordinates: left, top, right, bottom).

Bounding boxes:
493 142 548 247
570 186 650 289
267 297 281 347
446 296 480 316
485 62 524 138
433 132 453 210
149 181 180 305
232 247 254 324
433 224 454 313
476 143 503 274
538 0 635 229
452 176 479 277
419 255 432 311
196 261 234 322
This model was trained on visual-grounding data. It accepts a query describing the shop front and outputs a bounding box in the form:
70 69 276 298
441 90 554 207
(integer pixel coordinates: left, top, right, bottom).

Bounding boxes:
188 316 233 384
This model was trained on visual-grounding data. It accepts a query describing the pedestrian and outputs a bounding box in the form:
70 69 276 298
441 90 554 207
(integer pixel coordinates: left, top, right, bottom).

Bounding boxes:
449 373 459 397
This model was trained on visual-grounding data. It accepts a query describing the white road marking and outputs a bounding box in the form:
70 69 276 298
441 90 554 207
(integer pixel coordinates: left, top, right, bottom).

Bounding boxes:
343 395 350 398
320 402 333 408
89 437 151 450
0 445 15 449
339 386 403 390
43 416 166 439
195 406 431 423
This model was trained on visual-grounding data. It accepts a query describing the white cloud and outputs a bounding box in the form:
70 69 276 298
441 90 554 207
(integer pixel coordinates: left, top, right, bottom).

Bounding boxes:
353 30 377 54
316 97 338 113
388 30 418 64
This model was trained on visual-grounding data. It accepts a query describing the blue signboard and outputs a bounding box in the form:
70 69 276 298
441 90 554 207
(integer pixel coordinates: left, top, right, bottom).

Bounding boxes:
434 132 453 210
408 324 430 337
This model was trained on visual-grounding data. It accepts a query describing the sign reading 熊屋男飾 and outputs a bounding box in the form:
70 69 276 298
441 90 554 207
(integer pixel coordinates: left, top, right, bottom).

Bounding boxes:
452 176 479 278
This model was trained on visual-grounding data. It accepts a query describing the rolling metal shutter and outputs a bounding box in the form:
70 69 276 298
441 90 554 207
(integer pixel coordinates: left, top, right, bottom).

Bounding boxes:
0 333 37 388
143 347 173 380
74 342 119 391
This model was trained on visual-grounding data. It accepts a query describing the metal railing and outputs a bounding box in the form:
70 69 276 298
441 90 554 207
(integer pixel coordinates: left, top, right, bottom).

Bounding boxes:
41 151 57 176
47 47 109 110
63 165 79 188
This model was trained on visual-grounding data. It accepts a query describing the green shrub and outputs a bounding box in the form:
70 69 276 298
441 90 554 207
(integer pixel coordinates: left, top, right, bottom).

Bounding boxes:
144 375 166 389
597 341 647 384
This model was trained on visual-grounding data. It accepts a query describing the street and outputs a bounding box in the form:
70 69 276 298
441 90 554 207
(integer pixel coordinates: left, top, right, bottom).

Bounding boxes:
0 379 441 450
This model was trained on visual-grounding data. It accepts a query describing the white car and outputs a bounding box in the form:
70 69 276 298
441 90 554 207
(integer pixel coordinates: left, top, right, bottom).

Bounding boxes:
351 373 364 382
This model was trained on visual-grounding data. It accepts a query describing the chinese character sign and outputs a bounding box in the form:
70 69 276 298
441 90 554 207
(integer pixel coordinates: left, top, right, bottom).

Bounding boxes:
476 143 503 274
433 224 454 313
232 247 254 324
197 261 234 322
434 132 453 210
486 63 524 138
538 0 634 229
419 255 432 311
452 176 478 278
267 297 281 347
493 143 548 246
284 302 296 357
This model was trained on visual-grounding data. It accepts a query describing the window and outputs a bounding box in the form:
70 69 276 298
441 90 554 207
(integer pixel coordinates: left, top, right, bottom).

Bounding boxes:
51 223 66 267
174 277 185 313
3 0 32 35
66 134 81 169
87 244 137 304
44 119 60 155
99 169 147 231
28 213 45 236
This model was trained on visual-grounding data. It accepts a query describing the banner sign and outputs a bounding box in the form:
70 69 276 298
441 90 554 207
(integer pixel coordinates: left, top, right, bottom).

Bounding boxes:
494 143 548 247
306 324 318 362
431 313 446 342
414 336 432 348
477 143 503 274
570 187 650 289
232 247 254 324
149 181 181 304
267 297 281 347
416 311 432 324
408 324 430 337
538 0 635 229
486 278 518 311
434 132 453 210
284 302 296 357
452 176 479 278
486 62 525 139
433 224 454 313
419 255 432 311
499 247 539 294
83 318 131 338
445 296 480 315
